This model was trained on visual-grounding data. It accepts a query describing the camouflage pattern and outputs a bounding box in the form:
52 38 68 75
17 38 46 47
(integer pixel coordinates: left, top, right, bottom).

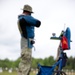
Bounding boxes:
18 37 32 75
56 42 61 61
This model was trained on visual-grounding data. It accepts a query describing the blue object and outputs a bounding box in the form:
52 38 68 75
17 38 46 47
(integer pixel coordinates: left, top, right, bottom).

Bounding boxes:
37 59 63 75
27 38 33 48
18 15 41 38
37 64 54 75
65 27 71 49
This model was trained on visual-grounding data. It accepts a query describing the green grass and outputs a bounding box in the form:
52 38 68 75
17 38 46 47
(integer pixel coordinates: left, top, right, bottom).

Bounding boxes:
0 71 17 75
0 71 35 75
0 71 75 75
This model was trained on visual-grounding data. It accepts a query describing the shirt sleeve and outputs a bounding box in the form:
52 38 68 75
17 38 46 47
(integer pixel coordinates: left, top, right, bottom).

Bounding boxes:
24 15 41 27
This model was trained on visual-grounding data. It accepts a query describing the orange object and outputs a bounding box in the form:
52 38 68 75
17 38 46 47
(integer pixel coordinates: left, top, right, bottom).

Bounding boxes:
61 36 68 50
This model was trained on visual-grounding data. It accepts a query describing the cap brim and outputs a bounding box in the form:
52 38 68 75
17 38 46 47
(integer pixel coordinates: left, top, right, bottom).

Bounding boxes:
21 9 34 13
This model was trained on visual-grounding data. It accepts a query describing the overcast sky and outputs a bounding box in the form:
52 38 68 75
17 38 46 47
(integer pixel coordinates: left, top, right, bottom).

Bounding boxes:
0 0 75 60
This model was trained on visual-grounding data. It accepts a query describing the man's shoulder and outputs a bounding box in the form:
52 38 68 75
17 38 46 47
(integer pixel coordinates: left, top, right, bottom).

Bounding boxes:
18 14 25 19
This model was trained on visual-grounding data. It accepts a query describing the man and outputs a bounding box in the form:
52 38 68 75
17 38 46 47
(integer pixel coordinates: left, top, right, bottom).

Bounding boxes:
17 4 41 75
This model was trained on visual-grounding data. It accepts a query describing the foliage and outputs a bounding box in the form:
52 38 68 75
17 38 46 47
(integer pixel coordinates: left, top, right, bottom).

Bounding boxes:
65 56 75 70
0 56 75 70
